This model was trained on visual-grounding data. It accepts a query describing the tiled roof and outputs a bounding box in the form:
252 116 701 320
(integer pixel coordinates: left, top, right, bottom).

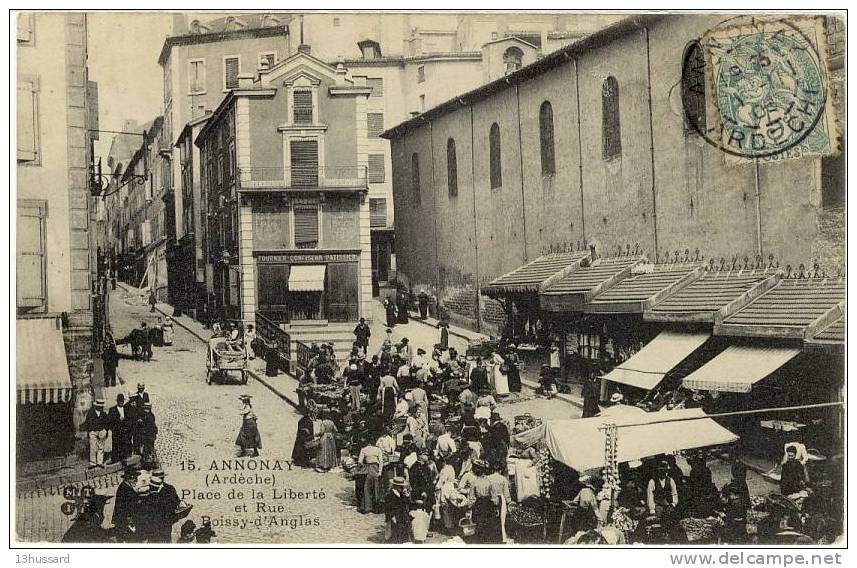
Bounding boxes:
586 262 704 312
646 269 776 322
722 278 845 328
483 252 587 296
542 257 644 296
810 316 845 343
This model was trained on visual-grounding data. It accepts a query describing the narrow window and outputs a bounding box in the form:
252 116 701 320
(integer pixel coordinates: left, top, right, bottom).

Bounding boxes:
682 42 706 134
503 47 523 75
489 123 502 189
369 198 387 228
539 101 556 175
189 59 205 93
294 205 319 248
411 153 421 205
224 56 240 90
602 76 621 160
417 66 426 83
17 200 47 313
368 154 386 183
258 52 276 70
17 78 39 162
290 140 319 187
367 77 384 97
293 90 313 124
447 138 458 197
367 112 385 137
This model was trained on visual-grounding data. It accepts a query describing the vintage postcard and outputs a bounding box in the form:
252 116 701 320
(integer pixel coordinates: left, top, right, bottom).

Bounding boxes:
13 9 846 548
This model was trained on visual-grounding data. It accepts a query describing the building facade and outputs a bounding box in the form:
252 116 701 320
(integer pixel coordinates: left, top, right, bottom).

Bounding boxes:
196 51 373 352
16 12 99 462
384 14 846 334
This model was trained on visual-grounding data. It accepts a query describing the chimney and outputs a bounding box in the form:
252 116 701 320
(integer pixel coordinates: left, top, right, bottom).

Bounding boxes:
409 111 420 118
237 73 254 89
335 62 347 76
298 44 312 55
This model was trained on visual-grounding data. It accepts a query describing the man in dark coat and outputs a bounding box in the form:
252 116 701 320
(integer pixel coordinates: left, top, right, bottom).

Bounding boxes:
108 393 133 463
112 468 141 540
384 298 397 329
139 321 153 361
470 357 489 395
353 317 371 356
103 336 119 387
62 495 113 543
147 470 180 543
136 402 158 464
582 374 601 418
127 382 150 454
385 477 411 543
397 292 410 324
417 289 430 320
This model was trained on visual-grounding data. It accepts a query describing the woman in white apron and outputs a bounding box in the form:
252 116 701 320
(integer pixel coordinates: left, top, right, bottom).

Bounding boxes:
490 351 509 396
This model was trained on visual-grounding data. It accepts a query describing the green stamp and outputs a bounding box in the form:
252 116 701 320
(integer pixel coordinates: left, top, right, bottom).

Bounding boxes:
704 17 837 163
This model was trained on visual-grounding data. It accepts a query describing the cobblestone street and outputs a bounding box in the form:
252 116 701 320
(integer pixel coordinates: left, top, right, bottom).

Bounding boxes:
100 288 386 543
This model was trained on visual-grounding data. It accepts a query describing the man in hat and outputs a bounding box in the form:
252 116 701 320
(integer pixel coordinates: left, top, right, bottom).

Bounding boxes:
147 468 180 542
398 337 413 365
136 402 158 463
417 289 430 320
647 460 679 519
140 321 153 361
385 476 411 543
127 383 150 454
345 363 362 412
582 374 601 418
81 398 110 468
62 494 113 543
108 393 133 463
112 467 141 540
353 317 371 356
470 357 489 396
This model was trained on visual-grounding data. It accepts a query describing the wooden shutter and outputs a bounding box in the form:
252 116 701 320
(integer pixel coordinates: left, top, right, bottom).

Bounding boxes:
367 113 385 137
367 78 384 97
293 90 313 124
294 205 319 246
224 57 239 89
370 198 387 228
17 202 46 310
367 154 385 183
447 138 458 197
17 80 38 162
489 123 502 189
290 140 318 187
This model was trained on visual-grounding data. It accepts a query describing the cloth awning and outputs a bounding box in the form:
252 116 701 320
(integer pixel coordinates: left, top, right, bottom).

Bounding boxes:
682 345 800 393
514 406 737 473
17 317 73 404
288 264 326 292
604 331 710 390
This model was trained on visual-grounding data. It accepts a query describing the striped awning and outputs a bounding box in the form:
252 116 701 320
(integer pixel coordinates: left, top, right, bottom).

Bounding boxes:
682 345 800 393
16 317 74 405
288 264 326 292
604 331 710 390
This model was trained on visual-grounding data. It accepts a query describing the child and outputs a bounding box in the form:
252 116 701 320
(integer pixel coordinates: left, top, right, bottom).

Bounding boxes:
410 500 431 543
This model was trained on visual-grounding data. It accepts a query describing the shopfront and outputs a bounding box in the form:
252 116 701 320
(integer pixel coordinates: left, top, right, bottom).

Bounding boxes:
256 251 360 323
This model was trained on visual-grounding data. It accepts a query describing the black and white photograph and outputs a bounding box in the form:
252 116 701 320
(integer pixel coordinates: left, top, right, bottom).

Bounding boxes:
12 7 847 549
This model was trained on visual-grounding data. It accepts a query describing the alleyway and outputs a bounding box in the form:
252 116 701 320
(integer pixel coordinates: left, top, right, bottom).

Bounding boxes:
102 287 387 543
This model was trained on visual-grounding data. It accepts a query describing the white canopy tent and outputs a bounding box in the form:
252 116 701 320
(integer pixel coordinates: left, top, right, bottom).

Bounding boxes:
514 406 738 473
603 331 710 390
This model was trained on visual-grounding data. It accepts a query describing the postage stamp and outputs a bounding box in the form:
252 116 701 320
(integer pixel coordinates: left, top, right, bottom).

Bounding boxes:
700 16 838 164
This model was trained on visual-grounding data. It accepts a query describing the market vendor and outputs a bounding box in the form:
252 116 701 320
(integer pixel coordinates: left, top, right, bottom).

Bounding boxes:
646 461 679 518
467 460 502 544
780 445 810 497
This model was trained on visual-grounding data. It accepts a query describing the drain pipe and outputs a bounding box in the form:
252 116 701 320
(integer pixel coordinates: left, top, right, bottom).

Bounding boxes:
514 81 529 263
469 103 482 333
427 118 441 293
753 159 763 256
644 27 659 259
573 55 586 242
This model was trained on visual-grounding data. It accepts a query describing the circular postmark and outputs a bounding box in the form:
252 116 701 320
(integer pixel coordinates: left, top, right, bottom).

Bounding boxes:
681 17 830 160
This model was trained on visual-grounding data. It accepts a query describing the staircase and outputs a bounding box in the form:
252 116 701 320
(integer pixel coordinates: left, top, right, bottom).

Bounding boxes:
285 321 356 361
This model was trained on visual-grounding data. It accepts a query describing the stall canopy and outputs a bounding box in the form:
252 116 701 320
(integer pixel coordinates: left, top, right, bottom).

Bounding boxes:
682 344 800 393
17 317 74 404
288 265 326 292
483 252 587 298
603 331 710 390
514 406 737 473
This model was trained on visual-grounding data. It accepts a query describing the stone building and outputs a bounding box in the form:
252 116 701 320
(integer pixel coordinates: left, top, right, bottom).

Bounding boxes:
16 12 99 462
383 14 846 335
195 50 373 354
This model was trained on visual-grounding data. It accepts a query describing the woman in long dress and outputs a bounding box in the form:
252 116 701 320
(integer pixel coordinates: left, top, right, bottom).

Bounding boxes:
235 396 262 457
378 374 398 424
468 461 501 544
290 402 317 467
315 419 339 471
490 351 509 396
356 442 383 513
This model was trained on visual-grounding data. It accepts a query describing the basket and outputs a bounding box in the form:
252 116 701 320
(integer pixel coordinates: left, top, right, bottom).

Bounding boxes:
172 502 193 522
459 516 477 537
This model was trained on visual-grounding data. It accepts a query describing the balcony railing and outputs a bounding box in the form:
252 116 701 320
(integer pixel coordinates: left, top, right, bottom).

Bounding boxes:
237 166 368 191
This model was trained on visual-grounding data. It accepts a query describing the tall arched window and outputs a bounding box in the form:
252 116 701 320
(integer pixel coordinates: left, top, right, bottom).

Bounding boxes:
411 152 421 205
602 76 621 160
503 47 524 75
681 42 706 134
447 138 458 197
489 123 502 189
539 101 556 175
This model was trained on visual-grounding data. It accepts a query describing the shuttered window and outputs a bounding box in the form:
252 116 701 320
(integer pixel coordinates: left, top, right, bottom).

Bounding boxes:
489 123 502 189
17 201 47 312
368 78 384 97
539 101 556 175
411 153 421 205
290 140 319 187
224 56 240 90
447 138 458 197
367 113 385 137
602 76 622 160
293 90 313 124
368 154 385 183
294 205 319 247
370 198 387 228
17 78 39 162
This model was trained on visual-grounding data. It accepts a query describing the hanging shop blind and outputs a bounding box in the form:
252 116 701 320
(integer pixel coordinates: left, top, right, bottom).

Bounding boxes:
370 198 387 228
290 140 318 187
368 154 386 183
294 205 319 246
293 90 313 124
367 112 385 137
224 57 240 89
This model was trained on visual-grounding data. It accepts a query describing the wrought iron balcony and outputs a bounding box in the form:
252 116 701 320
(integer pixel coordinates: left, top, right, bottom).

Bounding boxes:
237 166 368 192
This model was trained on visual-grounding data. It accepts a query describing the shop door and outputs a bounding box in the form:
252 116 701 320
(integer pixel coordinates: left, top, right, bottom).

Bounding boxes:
290 140 319 187
325 262 359 322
